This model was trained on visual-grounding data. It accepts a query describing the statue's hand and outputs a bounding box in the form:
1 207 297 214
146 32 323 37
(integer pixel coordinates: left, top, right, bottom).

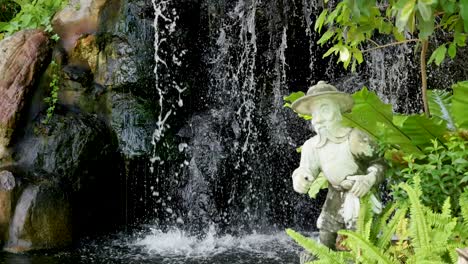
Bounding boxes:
292 169 313 194
346 173 376 197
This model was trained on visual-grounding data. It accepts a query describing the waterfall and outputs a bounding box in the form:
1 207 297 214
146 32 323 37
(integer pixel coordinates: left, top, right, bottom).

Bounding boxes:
144 0 424 235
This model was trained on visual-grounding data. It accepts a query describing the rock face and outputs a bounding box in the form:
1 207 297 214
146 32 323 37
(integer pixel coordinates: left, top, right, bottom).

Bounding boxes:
0 171 15 242
0 0 155 252
4 183 71 253
52 0 110 52
0 30 50 159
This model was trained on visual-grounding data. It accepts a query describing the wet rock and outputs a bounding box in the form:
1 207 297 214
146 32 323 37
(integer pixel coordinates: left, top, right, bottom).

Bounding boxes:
14 110 118 191
0 171 15 242
94 0 155 96
52 0 110 52
109 92 156 158
4 183 71 253
95 37 139 90
12 110 124 238
0 30 50 159
69 35 99 73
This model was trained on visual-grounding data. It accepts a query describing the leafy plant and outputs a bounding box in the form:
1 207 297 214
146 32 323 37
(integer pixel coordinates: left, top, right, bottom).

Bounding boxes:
287 178 468 263
313 0 468 116
391 135 468 214
42 60 60 124
0 0 66 41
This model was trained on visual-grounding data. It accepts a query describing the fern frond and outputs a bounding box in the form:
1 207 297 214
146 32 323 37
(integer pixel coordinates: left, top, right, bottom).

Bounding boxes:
400 180 431 249
377 205 408 249
441 197 452 218
286 229 348 263
371 202 399 240
339 230 396 264
460 189 468 227
357 194 374 242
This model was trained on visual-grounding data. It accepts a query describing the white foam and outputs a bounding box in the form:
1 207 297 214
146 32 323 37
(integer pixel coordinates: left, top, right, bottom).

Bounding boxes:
133 226 297 259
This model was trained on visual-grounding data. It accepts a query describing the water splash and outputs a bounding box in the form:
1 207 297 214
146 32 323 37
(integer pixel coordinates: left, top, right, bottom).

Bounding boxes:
134 226 301 259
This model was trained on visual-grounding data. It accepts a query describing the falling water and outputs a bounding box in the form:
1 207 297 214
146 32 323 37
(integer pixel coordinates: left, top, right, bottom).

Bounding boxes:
150 0 186 172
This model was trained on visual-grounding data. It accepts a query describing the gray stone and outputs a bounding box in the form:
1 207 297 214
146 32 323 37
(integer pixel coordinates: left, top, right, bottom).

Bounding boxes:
4 183 71 253
0 171 15 243
109 92 156 158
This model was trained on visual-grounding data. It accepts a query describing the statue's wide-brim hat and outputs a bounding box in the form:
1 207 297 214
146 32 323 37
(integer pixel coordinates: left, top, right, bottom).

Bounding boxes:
291 81 354 115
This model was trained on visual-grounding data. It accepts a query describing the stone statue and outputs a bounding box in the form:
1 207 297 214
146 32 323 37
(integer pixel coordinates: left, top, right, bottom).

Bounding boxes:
291 81 384 251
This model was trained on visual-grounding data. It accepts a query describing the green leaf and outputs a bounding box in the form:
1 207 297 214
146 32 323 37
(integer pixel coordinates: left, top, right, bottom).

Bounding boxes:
342 87 420 154
283 91 305 105
338 230 395 264
317 30 335 46
354 49 364 63
339 45 351 62
396 0 416 32
399 179 431 249
323 46 340 57
396 114 447 149
460 0 468 31
315 9 328 33
452 81 468 129
418 15 434 39
448 42 457 58
428 89 456 130
417 0 433 21
454 32 466 47
286 229 350 263
308 174 328 199
427 45 447 66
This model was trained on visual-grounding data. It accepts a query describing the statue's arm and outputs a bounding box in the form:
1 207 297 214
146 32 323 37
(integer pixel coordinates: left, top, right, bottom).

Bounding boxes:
347 129 385 197
292 138 320 194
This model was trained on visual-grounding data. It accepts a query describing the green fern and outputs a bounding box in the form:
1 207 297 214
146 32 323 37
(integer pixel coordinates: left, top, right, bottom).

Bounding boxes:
285 229 350 263
428 90 456 131
399 179 431 249
339 230 397 264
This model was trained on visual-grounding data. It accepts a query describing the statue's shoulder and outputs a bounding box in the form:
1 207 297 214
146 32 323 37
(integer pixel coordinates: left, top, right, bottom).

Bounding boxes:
303 135 320 149
349 128 377 158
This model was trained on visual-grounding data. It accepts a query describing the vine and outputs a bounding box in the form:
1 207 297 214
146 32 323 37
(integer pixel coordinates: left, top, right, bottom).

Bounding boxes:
42 60 60 124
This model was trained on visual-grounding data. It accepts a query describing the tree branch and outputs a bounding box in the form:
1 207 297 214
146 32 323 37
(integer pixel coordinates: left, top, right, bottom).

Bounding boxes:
362 39 421 53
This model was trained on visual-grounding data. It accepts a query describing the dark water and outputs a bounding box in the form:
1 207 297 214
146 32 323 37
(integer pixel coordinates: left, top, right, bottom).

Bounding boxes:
0 227 309 264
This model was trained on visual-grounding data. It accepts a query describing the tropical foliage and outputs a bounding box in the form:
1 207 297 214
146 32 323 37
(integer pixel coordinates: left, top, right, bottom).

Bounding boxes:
0 0 65 40
313 0 468 115
287 178 468 263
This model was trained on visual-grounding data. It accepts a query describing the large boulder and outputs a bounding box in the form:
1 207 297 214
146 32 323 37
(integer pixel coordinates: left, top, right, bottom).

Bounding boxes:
7 107 124 251
3 183 71 253
0 30 50 160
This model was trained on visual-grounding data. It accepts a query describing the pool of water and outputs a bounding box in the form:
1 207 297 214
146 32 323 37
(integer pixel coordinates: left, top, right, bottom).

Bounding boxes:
0 226 310 264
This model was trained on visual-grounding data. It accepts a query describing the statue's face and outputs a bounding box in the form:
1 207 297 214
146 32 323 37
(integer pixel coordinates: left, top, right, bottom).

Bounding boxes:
310 98 341 131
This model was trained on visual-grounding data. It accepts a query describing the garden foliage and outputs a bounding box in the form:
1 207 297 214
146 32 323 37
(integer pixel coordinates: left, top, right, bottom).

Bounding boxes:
287 178 468 263
314 0 468 69
0 0 65 40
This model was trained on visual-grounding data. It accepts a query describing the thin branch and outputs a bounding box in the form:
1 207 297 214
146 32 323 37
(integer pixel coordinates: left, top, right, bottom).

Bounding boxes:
368 39 381 47
362 39 421 53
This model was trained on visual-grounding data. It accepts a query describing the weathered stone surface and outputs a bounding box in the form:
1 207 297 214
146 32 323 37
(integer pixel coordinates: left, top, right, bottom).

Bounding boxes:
4 183 71 253
12 109 124 237
458 248 468 264
109 92 156 158
0 171 15 243
69 35 99 73
52 0 109 52
0 30 50 159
